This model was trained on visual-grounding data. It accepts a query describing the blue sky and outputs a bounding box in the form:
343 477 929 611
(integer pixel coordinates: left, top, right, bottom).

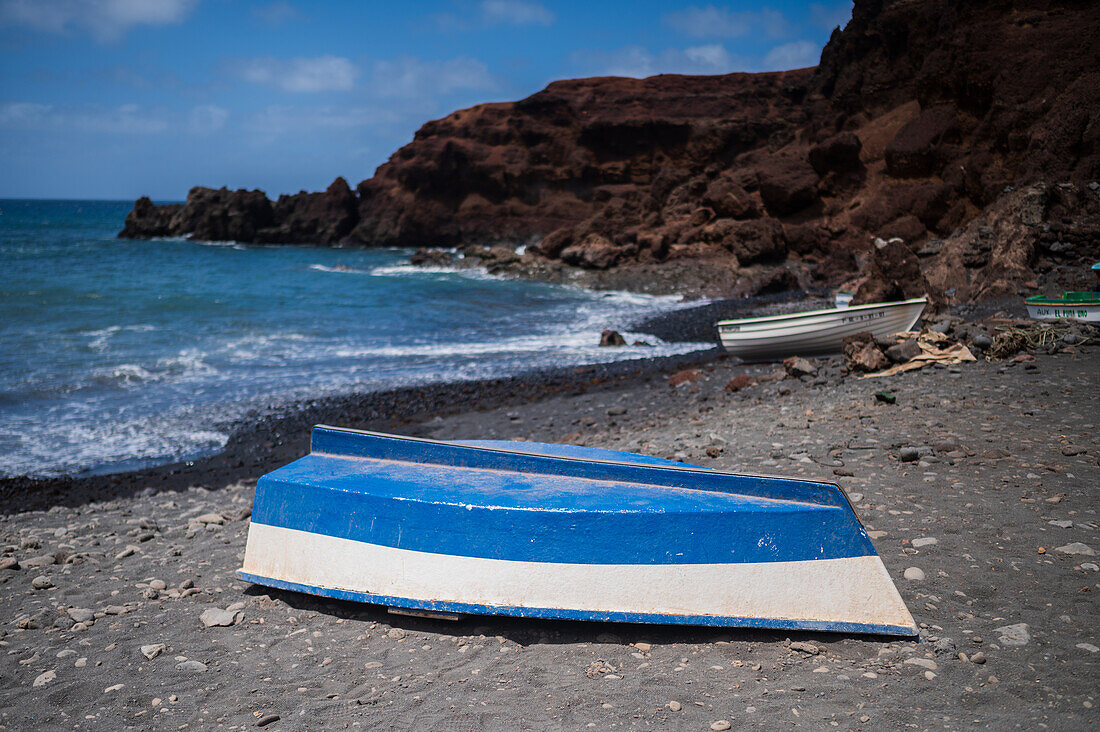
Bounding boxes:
0 1 853 200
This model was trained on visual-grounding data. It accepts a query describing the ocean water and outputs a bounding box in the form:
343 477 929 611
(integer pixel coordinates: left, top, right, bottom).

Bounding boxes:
0 200 710 478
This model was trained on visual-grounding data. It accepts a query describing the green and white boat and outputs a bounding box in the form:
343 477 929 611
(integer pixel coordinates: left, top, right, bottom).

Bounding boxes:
1024 291 1100 322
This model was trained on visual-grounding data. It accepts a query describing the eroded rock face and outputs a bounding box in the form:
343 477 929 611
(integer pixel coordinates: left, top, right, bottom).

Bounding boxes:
119 0 1100 304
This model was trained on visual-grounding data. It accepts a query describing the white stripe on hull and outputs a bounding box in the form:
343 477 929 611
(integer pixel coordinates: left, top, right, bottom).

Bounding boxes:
241 523 916 630
1025 303 1100 322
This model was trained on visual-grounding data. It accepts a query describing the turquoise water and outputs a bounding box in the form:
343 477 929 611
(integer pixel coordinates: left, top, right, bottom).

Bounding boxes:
0 200 707 477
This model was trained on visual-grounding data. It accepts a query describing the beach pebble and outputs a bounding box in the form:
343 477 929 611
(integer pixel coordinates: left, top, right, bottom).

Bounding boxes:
0 557 19 571
140 644 166 660
1048 520 1074 529
227 601 247 612
994 623 1031 647
32 670 57 687
31 575 53 590
74 658 87 668
149 579 167 591
1055 542 1095 556
710 721 732 731
175 660 208 672
911 537 938 548
904 657 937 671
1082 563 1099 572
67 608 94 623
903 567 925 581
899 447 921 462
115 545 138 559
970 652 986 664
23 554 56 568
196 513 225 525
104 684 125 693
789 641 820 655
668 701 681 711
932 638 957 656
387 627 407 640
1060 445 1086 456
633 642 651 652
1076 643 1099 653
256 714 281 727
200 608 242 627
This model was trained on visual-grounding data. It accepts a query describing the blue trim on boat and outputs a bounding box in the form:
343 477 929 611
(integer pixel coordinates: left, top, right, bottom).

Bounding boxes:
457 439 698 468
236 570 917 637
252 431 876 565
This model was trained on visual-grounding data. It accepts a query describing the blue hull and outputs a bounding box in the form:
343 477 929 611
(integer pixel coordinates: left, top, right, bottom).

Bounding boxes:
238 427 917 636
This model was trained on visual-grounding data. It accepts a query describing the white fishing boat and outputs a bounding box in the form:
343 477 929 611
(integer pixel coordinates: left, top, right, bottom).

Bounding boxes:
716 297 928 361
1024 292 1100 322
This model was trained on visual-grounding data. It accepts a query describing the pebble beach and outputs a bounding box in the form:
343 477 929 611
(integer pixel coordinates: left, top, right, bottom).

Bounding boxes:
1 320 1097 730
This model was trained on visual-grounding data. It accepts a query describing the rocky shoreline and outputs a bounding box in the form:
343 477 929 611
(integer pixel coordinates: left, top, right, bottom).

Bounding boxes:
117 0 1100 306
2 310 1097 729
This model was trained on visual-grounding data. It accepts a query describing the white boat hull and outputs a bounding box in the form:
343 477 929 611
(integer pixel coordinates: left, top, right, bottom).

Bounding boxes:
716 298 927 361
1026 302 1100 322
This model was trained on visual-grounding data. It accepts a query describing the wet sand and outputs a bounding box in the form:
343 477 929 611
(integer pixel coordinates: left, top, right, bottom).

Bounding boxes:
1 319 1097 730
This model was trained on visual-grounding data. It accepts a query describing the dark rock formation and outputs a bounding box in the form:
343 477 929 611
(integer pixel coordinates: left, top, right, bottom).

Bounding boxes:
852 239 940 307
119 197 182 238
259 178 359 244
120 0 1100 304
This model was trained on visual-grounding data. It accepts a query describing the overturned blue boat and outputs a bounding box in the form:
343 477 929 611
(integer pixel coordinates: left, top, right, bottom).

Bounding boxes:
238 426 917 636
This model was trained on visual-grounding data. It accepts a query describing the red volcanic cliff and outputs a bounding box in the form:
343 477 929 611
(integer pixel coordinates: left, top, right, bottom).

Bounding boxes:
121 0 1100 303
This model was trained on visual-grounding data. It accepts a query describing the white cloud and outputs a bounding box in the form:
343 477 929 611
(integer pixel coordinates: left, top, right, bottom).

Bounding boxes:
369 56 496 98
0 102 50 126
433 0 553 31
761 40 819 70
0 101 169 133
187 104 227 134
0 0 198 42
252 1 296 25
810 1 853 30
580 44 740 79
479 0 553 26
664 5 788 39
0 101 233 135
237 55 357 93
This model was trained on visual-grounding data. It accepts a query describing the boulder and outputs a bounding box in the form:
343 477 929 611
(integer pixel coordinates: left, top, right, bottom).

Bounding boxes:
842 332 889 372
560 233 635 270
808 131 863 175
782 356 817 378
599 329 627 347
885 339 922 363
756 157 820 216
852 239 937 308
709 218 787 264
